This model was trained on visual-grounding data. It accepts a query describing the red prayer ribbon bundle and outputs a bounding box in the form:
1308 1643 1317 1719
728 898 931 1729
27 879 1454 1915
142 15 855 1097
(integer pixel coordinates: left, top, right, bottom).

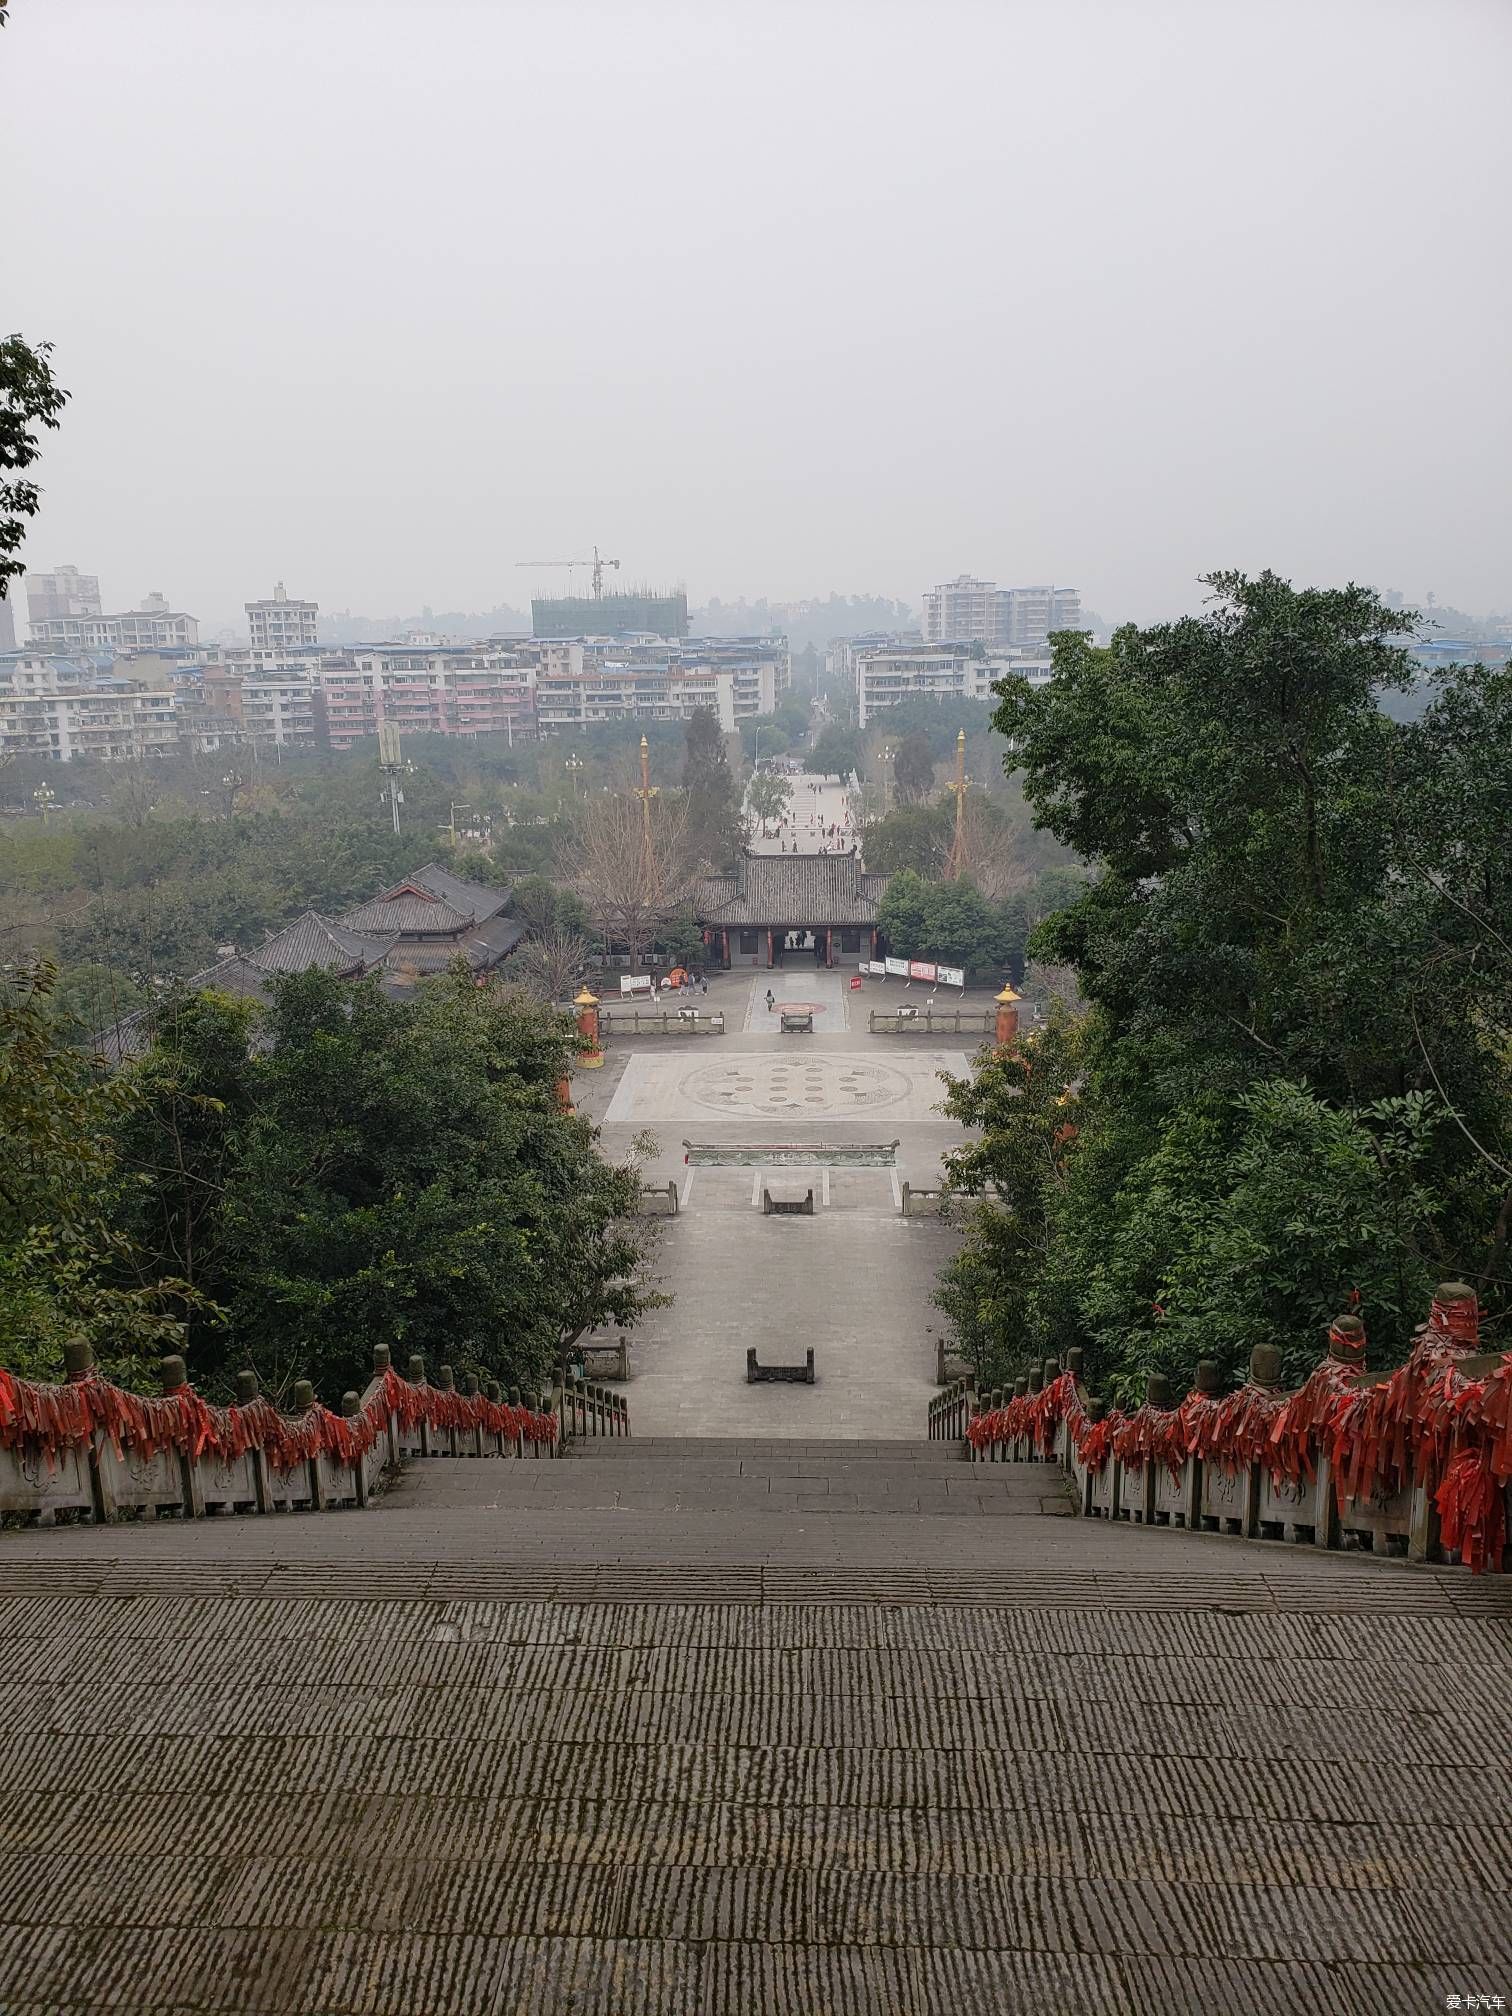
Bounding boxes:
0 1361 558 1475
960 1299 1510 1570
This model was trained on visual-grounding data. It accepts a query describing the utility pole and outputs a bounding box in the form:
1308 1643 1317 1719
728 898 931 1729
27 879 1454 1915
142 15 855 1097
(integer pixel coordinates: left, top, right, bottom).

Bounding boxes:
946 728 970 879
377 721 413 837
636 733 658 885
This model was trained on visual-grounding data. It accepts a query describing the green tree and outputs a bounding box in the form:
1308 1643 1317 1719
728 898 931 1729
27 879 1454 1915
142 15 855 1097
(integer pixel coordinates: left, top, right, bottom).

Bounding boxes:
811 725 861 779
747 769 793 830
167 967 661 1399
0 333 69 601
0 964 195 1381
929 571 1512 1398
892 729 935 803
683 708 742 868
861 804 950 876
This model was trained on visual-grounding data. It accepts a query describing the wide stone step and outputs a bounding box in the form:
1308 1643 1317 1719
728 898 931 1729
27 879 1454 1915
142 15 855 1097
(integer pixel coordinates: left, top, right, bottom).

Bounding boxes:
566 1438 968 1464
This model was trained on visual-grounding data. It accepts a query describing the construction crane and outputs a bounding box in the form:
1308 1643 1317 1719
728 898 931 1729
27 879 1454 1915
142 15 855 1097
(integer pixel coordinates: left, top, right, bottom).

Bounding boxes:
515 545 621 600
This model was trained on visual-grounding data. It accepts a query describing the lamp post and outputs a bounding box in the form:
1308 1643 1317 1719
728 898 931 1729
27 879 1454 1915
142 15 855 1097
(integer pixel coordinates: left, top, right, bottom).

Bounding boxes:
880 744 896 816
565 752 585 799
32 784 55 822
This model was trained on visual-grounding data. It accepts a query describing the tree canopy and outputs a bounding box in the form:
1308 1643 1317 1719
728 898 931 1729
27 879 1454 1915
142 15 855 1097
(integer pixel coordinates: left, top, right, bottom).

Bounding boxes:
936 572 1511 1400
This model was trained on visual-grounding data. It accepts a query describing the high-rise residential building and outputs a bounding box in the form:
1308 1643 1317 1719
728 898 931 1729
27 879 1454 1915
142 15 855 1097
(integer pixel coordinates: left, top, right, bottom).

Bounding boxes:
921 576 1000 645
0 598 15 654
322 644 538 750
531 589 688 640
25 565 102 634
852 641 1051 729
246 581 319 651
0 653 179 762
31 591 199 650
532 637 789 734
922 575 1083 648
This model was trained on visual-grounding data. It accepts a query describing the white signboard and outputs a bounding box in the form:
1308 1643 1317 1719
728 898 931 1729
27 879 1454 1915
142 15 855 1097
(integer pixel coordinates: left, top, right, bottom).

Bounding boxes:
621 974 653 996
866 960 886 978
884 956 909 979
937 964 965 990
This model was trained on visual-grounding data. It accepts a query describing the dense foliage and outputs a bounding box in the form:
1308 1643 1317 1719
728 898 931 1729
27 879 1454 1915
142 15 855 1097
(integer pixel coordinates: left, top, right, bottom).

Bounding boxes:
0 331 68 601
101 967 661 1402
936 573 1511 1402
877 869 1024 979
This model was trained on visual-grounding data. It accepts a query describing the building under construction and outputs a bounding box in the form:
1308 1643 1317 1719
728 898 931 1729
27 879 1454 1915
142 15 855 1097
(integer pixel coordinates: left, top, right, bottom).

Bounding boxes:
531 588 688 640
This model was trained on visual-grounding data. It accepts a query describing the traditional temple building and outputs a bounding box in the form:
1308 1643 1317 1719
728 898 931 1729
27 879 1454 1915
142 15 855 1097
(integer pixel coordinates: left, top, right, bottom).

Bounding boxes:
694 851 888 969
94 864 522 1062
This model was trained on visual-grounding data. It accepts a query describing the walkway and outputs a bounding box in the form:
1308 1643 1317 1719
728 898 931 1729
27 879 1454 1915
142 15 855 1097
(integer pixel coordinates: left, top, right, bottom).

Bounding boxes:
583 973 970 1436
1 1443 1507 2014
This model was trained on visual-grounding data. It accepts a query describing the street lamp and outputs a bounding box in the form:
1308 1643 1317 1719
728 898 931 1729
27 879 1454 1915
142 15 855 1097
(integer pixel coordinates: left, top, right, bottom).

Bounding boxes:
565 752 585 798
33 784 55 821
880 745 896 817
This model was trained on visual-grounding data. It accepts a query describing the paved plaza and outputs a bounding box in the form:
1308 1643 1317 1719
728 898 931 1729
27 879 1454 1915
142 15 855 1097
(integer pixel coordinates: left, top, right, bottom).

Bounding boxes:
583 969 973 1437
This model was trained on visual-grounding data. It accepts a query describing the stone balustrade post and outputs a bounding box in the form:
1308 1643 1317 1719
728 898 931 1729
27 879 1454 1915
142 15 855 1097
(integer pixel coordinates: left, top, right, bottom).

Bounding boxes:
237 1368 272 1513
436 1367 459 1456
342 1392 366 1506
509 1386 524 1457
64 1338 114 1523
408 1354 431 1455
371 1346 399 1466
461 1373 484 1457
160 1353 201 1518
292 1378 324 1510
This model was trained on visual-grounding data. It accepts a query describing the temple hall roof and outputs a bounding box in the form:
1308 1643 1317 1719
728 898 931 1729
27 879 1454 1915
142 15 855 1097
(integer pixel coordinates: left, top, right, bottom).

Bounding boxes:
694 851 888 928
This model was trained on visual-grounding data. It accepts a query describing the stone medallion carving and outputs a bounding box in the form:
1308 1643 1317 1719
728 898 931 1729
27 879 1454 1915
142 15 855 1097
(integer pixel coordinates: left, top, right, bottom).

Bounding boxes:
679 1056 914 1119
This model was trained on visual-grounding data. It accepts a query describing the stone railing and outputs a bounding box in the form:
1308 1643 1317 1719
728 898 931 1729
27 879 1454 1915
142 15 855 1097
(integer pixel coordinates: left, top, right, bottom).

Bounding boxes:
639 1182 680 1216
930 1283 1512 1574
599 1009 725 1037
899 1183 948 1218
869 1008 995 1036
0 1340 568 1528
927 1376 976 1443
556 1372 629 1440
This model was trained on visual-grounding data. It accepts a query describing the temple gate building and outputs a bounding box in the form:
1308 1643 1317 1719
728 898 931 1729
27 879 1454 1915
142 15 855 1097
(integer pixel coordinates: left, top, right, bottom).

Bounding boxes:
694 852 888 969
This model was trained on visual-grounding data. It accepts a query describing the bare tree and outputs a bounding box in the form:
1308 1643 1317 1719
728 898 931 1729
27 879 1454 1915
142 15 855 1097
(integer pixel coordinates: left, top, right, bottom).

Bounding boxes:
510 926 588 1006
938 795 1034 903
560 790 693 970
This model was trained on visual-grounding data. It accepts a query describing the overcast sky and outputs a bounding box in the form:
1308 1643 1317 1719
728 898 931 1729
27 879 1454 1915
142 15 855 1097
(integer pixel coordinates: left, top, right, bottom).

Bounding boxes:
6 0 1511 633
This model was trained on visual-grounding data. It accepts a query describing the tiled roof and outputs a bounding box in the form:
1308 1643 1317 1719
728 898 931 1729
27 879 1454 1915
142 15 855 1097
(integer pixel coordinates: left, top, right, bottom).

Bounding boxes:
249 911 396 975
383 915 526 978
406 861 510 923
338 889 476 935
694 852 888 928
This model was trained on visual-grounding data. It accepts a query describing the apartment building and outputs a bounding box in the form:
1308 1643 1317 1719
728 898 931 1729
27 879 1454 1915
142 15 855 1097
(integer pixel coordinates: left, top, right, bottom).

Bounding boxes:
25 565 101 632
852 641 1051 728
326 645 537 750
922 575 1082 648
0 653 179 762
533 637 789 734
246 582 319 651
32 590 200 651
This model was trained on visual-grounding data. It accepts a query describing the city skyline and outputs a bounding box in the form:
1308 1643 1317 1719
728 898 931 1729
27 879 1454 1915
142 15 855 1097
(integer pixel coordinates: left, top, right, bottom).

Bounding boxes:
5 0 1510 633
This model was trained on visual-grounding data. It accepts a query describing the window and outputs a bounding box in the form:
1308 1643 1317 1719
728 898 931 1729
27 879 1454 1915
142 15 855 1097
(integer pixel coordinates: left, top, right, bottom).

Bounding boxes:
839 930 860 954
738 930 759 955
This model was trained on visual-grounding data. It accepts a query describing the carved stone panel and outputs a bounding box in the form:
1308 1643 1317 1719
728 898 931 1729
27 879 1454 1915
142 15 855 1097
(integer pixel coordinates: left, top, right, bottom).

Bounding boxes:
98 1441 183 1513
1201 1460 1248 1525
199 1448 258 1509
1152 1460 1190 1524
1258 1468 1316 1532
0 1439 94 1515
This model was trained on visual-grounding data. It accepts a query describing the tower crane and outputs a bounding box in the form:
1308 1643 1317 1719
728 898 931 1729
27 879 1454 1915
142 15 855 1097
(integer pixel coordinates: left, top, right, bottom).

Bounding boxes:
515 545 621 599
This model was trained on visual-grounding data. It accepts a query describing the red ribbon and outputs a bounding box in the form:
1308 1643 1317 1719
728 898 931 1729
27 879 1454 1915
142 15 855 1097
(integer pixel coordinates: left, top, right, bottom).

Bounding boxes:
0 1362 558 1474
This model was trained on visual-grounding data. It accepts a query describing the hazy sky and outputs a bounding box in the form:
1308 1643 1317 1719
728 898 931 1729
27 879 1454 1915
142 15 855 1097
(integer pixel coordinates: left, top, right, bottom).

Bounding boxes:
6 0 1511 632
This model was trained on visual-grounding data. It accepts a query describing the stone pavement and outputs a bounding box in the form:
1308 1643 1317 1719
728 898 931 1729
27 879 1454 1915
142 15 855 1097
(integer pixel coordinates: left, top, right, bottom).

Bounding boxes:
581 973 972 1436
0 1441 1508 2015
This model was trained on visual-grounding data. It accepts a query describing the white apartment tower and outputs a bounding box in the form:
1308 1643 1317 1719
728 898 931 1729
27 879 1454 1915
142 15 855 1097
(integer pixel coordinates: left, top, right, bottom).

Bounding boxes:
923 575 1083 648
246 581 319 651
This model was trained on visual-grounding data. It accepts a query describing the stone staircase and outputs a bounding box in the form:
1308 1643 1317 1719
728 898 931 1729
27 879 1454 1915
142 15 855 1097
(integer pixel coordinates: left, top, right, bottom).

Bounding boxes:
1 1427 1508 2014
